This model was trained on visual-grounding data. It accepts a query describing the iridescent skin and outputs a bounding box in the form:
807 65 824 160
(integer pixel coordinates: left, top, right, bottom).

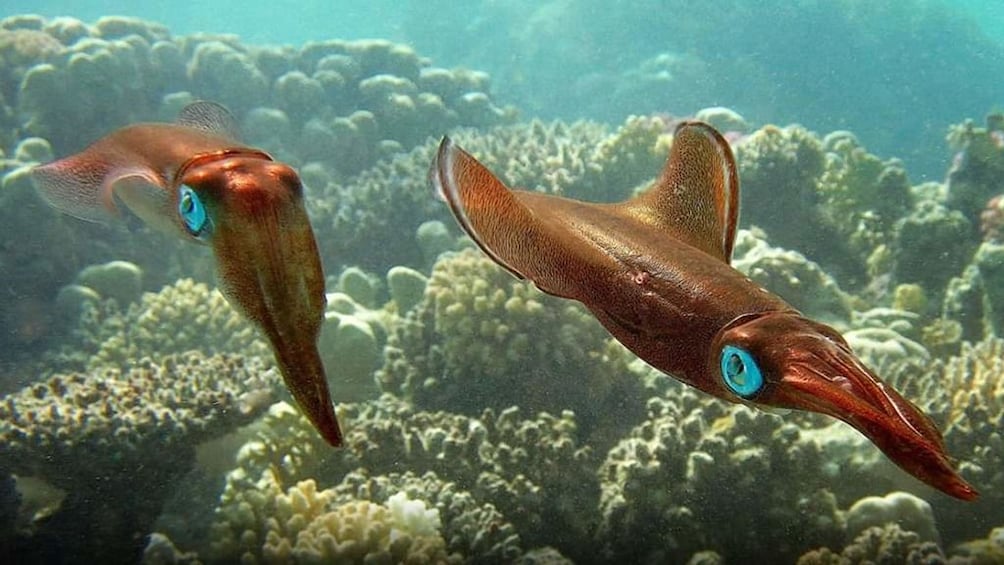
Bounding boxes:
32 102 342 446
430 122 977 500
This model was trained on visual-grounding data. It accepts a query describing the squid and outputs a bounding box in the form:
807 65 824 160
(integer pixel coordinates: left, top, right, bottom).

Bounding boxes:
32 101 342 446
430 122 977 500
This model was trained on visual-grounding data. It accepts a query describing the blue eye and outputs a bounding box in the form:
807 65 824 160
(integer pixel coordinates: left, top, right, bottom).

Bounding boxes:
720 344 764 399
178 185 209 237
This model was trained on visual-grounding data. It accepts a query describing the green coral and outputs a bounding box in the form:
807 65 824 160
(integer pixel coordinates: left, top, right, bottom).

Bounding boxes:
946 113 1004 223
818 131 913 257
892 201 973 296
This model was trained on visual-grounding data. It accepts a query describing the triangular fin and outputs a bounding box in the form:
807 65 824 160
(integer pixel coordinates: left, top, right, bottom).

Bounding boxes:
624 121 739 263
176 101 241 141
430 136 528 280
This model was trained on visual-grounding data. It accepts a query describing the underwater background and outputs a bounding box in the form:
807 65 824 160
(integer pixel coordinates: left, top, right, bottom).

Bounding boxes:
1 1 1003 563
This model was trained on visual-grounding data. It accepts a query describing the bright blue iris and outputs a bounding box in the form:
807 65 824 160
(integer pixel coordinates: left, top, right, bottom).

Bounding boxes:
720 344 764 399
178 185 209 237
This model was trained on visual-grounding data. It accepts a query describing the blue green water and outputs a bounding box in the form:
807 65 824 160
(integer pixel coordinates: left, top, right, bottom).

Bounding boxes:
10 0 1004 180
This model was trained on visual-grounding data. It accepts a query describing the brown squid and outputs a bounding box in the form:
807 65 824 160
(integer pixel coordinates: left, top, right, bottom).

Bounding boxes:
32 101 342 446
430 122 977 500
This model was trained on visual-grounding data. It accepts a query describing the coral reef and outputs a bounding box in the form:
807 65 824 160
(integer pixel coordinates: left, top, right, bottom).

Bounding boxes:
249 479 460 564
308 118 610 272
879 338 1004 541
734 124 926 293
733 125 863 284
198 397 588 561
797 523 946 565
377 248 646 442
202 468 529 564
951 526 1004 563
844 491 940 544
817 131 912 257
0 13 514 368
946 113 1004 225
892 201 973 297
0 352 279 563
597 386 846 563
57 278 268 372
732 228 852 325
3 9 1004 565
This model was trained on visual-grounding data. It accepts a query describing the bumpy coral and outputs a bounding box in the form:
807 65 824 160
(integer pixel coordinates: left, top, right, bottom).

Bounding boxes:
0 16 514 369
951 526 1004 563
60 278 268 372
796 524 946 565
879 338 1004 541
207 468 524 564
732 228 852 324
0 352 279 563
206 397 584 561
0 352 278 488
734 125 912 287
892 201 973 296
980 193 1004 242
974 241 1004 335
377 248 646 441
4 14 514 171
597 385 845 563
844 491 940 544
733 127 829 252
258 480 459 564
818 131 912 257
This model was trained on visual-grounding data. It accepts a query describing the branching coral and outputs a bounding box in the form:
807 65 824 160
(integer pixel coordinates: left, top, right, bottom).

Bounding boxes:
205 397 584 561
257 480 460 564
207 468 526 564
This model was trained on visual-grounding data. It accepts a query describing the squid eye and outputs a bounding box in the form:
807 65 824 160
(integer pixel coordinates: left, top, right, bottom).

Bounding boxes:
720 344 764 399
178 185 210 237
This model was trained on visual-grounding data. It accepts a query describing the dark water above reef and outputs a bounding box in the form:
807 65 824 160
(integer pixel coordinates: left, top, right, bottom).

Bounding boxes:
1 1 1004 564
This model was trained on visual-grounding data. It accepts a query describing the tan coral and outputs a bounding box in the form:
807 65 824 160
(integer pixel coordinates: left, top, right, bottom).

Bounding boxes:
377 248 645 443
207 396 589 561
209 466 513 564
70 278 269 371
